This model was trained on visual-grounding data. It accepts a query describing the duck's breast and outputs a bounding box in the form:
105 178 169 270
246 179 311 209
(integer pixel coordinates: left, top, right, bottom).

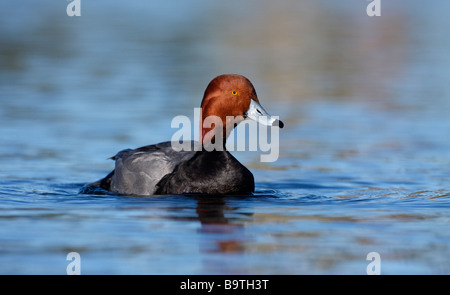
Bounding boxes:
155 150 255 195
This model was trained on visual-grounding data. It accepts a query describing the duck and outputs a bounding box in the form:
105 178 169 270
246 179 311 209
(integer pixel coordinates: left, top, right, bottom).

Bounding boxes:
85 74 284 196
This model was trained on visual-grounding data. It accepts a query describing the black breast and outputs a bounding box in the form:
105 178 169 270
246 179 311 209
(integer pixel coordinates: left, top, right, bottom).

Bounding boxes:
155 150 254 195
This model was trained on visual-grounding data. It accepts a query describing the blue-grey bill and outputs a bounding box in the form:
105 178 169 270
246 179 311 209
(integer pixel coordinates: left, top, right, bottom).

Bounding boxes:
245 99 284 128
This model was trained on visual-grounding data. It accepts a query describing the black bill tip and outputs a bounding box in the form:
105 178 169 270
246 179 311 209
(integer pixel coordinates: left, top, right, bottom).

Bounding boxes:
273 119 284 128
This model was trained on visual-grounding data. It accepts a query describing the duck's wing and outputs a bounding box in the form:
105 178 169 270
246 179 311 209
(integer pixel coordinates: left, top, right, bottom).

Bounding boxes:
86 141 198 196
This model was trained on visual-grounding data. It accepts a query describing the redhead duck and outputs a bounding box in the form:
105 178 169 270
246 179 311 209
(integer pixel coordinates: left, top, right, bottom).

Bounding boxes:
86 74 284 195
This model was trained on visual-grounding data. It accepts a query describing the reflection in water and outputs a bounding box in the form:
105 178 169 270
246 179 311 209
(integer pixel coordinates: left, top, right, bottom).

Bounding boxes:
196 197 235 226
195 196 248 254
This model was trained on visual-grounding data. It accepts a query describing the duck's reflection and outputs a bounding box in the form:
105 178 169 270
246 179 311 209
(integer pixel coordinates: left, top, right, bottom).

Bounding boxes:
194 195 252 253
195 196 231 226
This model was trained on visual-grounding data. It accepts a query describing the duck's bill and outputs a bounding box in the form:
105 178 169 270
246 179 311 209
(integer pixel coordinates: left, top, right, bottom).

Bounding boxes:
245 99 284 128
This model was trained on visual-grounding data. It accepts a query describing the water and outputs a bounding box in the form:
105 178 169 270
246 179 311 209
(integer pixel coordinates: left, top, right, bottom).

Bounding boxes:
1 0 450 274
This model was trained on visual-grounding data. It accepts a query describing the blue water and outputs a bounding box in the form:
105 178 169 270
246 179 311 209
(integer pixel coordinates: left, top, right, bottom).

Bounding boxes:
1 0 450 274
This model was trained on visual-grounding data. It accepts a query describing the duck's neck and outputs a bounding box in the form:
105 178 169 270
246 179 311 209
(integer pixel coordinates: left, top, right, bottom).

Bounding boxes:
201 131 227 152
200 112 228 152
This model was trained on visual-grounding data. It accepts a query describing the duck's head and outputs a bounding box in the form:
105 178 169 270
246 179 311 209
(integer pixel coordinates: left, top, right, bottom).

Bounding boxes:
200 74 284 146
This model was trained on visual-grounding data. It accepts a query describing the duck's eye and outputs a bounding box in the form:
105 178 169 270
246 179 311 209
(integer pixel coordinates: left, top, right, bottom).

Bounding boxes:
231 91 238 95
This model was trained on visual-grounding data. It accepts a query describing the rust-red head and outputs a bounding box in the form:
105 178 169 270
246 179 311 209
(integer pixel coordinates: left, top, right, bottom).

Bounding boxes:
200 74 284 147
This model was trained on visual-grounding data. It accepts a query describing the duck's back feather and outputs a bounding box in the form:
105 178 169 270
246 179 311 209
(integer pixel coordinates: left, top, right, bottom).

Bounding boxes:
87 141 196 195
